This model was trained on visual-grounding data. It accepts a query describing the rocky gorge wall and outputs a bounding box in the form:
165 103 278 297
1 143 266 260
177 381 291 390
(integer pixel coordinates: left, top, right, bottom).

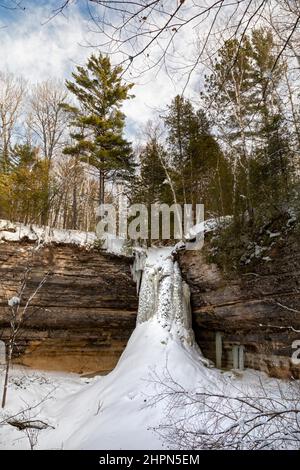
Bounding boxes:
0 239 138 374
0 226 299 379
178 236 300 379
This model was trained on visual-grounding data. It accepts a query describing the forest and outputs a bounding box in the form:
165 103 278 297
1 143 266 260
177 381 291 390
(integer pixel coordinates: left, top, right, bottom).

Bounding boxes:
0 16 299 273
0 31 298 260
0 0 300 454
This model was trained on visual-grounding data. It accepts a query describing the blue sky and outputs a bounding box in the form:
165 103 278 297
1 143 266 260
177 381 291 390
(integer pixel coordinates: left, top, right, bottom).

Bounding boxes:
0 0 198 140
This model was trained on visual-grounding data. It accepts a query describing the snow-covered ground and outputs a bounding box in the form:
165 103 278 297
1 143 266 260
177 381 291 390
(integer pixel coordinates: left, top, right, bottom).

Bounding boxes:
0 366 87 450
0 247 298 450
1 336 293 450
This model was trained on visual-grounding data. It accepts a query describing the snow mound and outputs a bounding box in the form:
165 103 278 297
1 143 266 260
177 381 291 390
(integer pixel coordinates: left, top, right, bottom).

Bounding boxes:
38 248 212 449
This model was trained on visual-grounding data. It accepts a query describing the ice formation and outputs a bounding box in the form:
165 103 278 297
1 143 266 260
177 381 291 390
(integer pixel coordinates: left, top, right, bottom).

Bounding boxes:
136 247 210 363
33 245 212 449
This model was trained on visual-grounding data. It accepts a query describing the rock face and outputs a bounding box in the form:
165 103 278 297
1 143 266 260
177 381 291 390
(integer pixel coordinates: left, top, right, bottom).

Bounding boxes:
1 231 299 379
178 237 300 379
0 241 138 374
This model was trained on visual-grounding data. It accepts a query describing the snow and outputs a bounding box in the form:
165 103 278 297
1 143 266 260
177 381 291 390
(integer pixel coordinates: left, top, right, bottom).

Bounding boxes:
184 216 232 241
0 233 298 450
267 231 281 238
8 296 20 308
101 232 127 255
0 219 127 256
0 367 88 450
0 219 97 247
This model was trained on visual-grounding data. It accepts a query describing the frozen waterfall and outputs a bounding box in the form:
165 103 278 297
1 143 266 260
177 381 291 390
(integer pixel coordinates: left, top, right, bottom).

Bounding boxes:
135 247 211 365
38 246 212 450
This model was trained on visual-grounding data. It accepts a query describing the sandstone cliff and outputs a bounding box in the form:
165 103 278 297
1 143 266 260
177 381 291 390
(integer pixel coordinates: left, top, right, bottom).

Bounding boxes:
178 235 300 379
0 225 299 379
0 240 138 374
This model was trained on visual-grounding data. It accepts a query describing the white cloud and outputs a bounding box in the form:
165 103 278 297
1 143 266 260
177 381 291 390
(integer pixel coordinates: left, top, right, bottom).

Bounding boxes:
0 6 88 83
0 4 199 139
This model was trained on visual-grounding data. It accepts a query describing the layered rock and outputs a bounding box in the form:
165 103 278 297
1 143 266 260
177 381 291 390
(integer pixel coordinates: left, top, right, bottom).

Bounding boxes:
0 240 138 374
178 237 300 379
1 221 299 379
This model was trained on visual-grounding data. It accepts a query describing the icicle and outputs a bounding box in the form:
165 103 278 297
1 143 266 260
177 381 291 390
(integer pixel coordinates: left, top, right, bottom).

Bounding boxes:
131 249 147 294
134 247 213 366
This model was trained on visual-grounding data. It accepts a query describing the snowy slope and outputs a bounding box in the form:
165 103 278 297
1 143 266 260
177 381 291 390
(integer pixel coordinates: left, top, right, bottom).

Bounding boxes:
1 245 298 450
36 320 210 449
37 247 212 449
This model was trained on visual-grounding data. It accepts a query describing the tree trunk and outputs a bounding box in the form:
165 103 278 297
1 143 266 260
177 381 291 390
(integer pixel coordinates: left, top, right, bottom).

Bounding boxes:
72 184 77 229
2 343 12 409
99 169 105 206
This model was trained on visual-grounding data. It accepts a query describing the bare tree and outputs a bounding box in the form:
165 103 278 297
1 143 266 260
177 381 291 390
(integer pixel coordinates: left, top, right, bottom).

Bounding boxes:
0 387 56 449
147 367 300 450
1 246 50 409
0 1 25 12
49 155 98 231
27 80 68 224
51 1 300 89
0 72 26 172
27 80 68 163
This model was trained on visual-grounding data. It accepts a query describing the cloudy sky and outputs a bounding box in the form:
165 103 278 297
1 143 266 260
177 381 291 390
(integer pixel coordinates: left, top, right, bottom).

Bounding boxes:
0 0 200 140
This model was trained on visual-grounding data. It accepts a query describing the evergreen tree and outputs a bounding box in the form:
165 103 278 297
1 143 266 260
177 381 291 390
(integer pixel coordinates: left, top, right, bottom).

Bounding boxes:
134 137 170 205
62 53 135 205
164 95 231 215
250 114 292 211
204 28 291 223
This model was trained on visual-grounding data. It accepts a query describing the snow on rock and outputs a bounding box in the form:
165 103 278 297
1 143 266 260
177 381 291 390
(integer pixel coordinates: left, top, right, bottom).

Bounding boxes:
184 216 232 241
8 296 20 308
0 219 127 256
0 219 97 247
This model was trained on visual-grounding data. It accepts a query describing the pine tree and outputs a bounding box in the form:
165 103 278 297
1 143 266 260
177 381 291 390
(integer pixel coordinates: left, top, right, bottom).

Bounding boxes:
134 137 170 205
204 28 291 223
163 95 230 215
62 53 135 205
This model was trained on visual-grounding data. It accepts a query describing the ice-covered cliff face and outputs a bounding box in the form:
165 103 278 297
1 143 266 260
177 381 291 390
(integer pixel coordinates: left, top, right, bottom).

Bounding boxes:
137 248 204 354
